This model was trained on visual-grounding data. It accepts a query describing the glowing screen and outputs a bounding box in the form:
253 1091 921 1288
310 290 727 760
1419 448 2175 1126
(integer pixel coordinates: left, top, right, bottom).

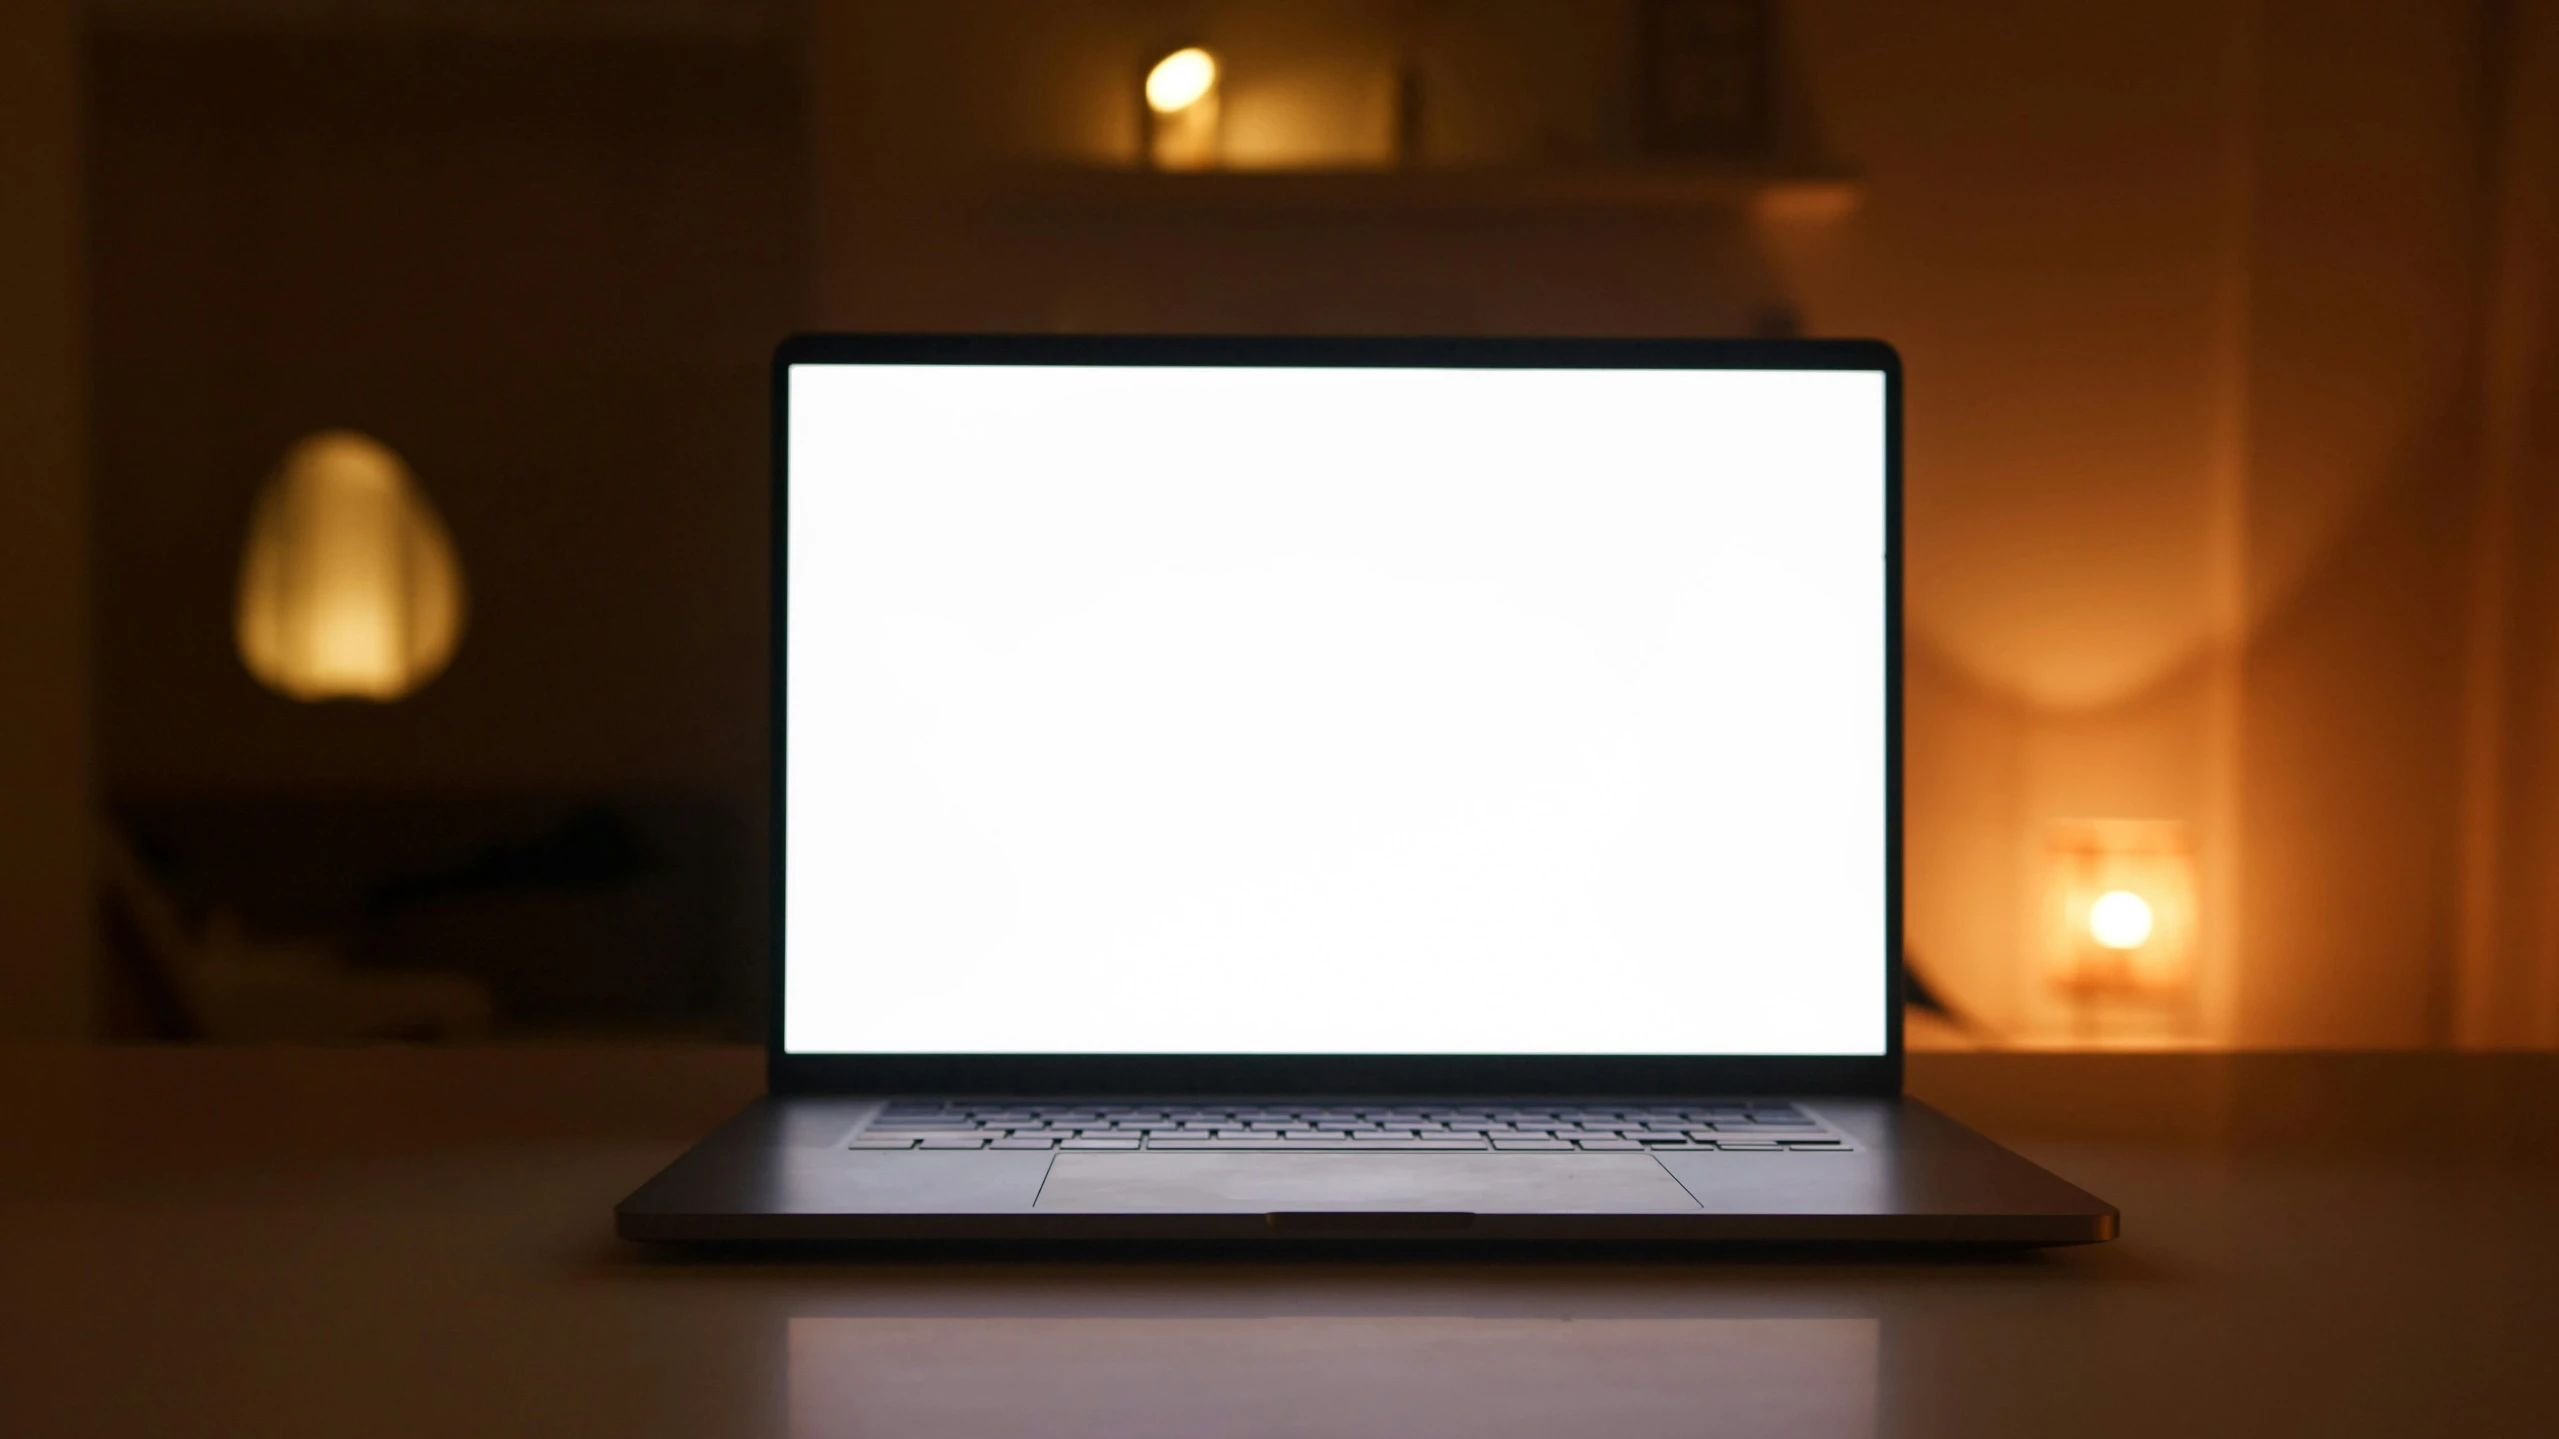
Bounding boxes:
785 363 1887 1055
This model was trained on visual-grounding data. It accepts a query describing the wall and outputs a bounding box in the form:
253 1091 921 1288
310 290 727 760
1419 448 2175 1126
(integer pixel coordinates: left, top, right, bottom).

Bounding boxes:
810 0 2552 1047
811 0 1793 337
2230 0 2492 1045
1772 0 2508 1046
1768 0 2250 1044
91 25 801 799
1783 0 2559 1047
85 15 809 1032
0 0 91 1037
70 1 2552 1046
2454 0 2559 1050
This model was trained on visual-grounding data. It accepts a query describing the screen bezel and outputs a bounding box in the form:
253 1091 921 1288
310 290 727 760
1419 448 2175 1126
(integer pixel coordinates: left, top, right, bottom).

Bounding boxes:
769 333 1903 1097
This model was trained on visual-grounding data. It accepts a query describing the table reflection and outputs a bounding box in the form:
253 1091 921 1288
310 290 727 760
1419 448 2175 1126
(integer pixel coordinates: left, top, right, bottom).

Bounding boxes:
790 1316 1878 1438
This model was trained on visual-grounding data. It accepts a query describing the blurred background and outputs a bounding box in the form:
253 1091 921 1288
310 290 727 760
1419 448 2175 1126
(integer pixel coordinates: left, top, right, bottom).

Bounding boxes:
3 0 2554 1052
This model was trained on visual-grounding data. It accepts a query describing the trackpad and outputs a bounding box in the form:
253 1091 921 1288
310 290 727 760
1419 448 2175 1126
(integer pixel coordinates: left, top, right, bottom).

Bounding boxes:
1035 1152 1700 1213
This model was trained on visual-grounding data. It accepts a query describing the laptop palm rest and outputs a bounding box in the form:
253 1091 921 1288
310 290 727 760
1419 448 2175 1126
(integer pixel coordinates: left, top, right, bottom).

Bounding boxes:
1033 1152 1702 1213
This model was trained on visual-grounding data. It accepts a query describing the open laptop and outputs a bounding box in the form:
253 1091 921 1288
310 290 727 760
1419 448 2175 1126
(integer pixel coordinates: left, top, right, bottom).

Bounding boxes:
617 334 2118 1245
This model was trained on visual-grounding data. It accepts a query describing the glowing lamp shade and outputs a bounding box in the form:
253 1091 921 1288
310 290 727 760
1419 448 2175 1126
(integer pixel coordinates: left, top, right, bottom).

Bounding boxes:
2044 820 2197 1000
234 430 466 702
1141 46 1222 170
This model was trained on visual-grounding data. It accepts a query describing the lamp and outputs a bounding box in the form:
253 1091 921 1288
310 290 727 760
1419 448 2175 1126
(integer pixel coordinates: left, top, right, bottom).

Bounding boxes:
1142 46 1222 170
2043 819 2198 1004
234 429 466 702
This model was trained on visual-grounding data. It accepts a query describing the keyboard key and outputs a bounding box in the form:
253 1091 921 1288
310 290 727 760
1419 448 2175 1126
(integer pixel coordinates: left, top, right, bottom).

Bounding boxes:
1059 1138 1141 1150
989 1138 1056 1150
916 1137 986 1150
1491 1139 1573 1151
1575 1139 1643 1151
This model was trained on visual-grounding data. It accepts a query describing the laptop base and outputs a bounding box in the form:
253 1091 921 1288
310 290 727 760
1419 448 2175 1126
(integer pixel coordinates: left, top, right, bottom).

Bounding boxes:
617 1095 2116 1246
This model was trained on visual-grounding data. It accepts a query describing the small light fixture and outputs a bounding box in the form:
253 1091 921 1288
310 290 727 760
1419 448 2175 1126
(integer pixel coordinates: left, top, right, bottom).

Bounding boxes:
2044 820 2198 1003
234 429 467 702
1142 45 1222 171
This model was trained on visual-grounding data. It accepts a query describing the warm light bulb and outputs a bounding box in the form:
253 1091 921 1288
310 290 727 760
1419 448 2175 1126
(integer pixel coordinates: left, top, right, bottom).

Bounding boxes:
1145 47 1218 114
2088 890 2155 950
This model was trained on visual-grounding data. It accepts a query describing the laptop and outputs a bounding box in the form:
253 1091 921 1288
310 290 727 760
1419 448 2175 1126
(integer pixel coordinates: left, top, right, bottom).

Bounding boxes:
617 334 2118 1246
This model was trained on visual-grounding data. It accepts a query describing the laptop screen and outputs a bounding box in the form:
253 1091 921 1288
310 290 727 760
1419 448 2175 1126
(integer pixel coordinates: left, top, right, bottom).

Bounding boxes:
783 359 1890 1057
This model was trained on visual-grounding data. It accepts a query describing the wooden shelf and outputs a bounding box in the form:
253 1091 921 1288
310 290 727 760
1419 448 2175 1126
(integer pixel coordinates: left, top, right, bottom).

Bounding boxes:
983 162 1862 218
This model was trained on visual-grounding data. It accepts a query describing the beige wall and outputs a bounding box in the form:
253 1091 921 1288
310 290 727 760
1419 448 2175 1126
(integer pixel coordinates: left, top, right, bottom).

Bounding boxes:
811 0 2549 1047
1771 0 2250 1044
1780 0 2506 1046
0 0 91 1037
2231 0 2492 1046
67 1 2531 1046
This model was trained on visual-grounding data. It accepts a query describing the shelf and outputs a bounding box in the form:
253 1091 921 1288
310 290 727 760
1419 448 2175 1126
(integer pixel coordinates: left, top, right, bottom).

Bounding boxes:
982 162 1862 219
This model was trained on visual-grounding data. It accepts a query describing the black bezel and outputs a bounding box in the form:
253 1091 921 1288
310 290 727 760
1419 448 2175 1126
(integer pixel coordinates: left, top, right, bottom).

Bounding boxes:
768 333 1904 1097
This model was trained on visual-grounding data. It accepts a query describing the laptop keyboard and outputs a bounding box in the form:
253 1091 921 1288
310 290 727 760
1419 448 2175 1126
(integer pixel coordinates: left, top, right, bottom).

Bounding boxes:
849 1100 1851 1152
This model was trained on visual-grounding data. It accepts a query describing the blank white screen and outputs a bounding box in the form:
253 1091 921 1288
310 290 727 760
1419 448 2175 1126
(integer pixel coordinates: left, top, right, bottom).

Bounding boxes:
786 364 1886 1055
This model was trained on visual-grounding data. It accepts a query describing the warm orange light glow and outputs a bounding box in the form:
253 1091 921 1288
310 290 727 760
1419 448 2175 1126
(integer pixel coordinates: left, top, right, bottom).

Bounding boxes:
1142 47 1222 170
2044 820 2198 1002
234 430 466 702
1144 48 1218 114
2088 890 2155 949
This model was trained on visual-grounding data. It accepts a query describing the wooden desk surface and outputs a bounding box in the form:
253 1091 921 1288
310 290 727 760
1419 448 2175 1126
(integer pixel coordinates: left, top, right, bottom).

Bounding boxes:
3 1046 2553 1438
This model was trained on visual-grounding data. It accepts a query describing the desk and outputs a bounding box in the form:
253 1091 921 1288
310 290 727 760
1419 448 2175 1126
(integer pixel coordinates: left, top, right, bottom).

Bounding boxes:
3 1047 2552 1437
